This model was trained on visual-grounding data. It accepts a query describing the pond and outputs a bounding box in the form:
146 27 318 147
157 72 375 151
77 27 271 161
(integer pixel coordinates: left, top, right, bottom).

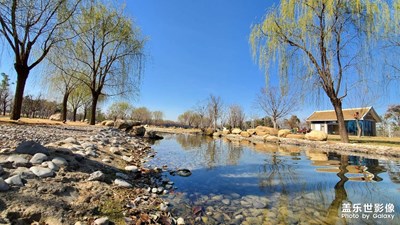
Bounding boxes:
146 134 400 225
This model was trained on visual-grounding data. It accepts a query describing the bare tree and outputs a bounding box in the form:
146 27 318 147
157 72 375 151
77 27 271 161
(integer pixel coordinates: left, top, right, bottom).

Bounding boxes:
194 100 208 129
227 104 246 129
0 0 81 120
207 95 223 130
256 87 298 129
152 111 164 124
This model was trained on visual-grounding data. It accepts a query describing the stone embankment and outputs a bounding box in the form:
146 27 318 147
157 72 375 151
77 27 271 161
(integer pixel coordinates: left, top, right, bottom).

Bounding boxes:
212 126 400 159
0 123 183 225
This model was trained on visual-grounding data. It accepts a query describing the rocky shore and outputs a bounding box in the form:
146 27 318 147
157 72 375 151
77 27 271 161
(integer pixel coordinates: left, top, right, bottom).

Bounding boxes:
0 123 182 225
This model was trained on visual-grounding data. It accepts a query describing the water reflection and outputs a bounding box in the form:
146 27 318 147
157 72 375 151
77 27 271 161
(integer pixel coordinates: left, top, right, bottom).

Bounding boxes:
149 135 400 224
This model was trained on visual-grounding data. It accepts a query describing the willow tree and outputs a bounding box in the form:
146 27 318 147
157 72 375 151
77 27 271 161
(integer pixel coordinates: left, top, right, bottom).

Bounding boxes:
0 0 81 120
250 0 388 142
68 2 145 125
46 41 82 122
68 84 91 121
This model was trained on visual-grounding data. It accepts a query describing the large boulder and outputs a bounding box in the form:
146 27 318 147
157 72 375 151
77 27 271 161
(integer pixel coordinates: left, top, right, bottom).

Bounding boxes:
231 128 242 135
15 141 49 155
255 126 279 136
247 129 256 135
213 132 222 138
305 130 328 141
222 130 230 135
114 119 141 130
144 131 163 140
49 113 62 121
101 120 114 127
131 126 146 136
240 131 251 138
278 129 291 138
203 128 215 136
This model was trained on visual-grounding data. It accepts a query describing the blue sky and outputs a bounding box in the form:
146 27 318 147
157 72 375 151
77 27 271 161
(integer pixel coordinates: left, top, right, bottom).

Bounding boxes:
1 0 398 121
125 0 280 120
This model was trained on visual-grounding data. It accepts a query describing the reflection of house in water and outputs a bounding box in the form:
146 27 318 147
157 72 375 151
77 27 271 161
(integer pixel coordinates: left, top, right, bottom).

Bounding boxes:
305 150 385 182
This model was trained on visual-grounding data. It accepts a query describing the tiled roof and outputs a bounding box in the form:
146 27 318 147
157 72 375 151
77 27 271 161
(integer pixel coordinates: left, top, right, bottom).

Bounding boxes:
306 107 381 122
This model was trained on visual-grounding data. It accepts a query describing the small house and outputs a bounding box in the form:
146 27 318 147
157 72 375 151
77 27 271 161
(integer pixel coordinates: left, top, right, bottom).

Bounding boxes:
306 107 381 136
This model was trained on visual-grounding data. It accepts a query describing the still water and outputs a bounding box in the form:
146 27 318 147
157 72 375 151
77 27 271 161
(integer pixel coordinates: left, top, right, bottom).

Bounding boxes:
146 134 400 225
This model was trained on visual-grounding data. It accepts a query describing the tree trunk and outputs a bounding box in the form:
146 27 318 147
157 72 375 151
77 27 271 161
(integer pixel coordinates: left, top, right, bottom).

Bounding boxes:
83 107 87 121
62 92 70 122
2 100 6 116
356 119 362 138
272 118 278 129
331 98 349 143
89 93 99 125
72 108 78 122
10 66 29 120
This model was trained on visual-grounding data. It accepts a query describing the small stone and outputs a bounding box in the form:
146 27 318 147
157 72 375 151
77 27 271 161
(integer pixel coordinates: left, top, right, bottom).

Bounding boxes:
222 199 231 205
52 157 68 167
159 203 168 211
124 166 138 173
109 147 120 154
81 142 95 149
94 217 109 225
253 201 267 209
30 166 55 178
10 167 35 179
157 187 164 193
211 195 223 201
102 158 111 163
5 174 24 186
29 153 48 164
63 137 79 144
114 178 132 188
47 161 59 171
88 171 105 181
0 178 10 191
122 155 133 162
152 188 158 193
85 149 97 157
6 155 29 166
177 217 185 225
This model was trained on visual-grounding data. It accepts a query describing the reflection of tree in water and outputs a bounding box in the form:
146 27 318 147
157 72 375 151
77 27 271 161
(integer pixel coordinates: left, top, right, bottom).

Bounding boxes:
258 150 299 194
175 134 205 150
326 155 349 224
382 161 400 184
174 134 244 168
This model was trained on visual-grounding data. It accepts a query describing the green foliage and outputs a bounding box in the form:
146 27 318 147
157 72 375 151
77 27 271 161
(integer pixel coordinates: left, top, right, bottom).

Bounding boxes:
131 107 152 123
284 115 300 129
249 0 390 91
107 101 133 120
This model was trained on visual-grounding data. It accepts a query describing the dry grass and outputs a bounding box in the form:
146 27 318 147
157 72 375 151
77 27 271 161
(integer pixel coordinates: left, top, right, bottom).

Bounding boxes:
328 134 400 146
0 116 90 127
